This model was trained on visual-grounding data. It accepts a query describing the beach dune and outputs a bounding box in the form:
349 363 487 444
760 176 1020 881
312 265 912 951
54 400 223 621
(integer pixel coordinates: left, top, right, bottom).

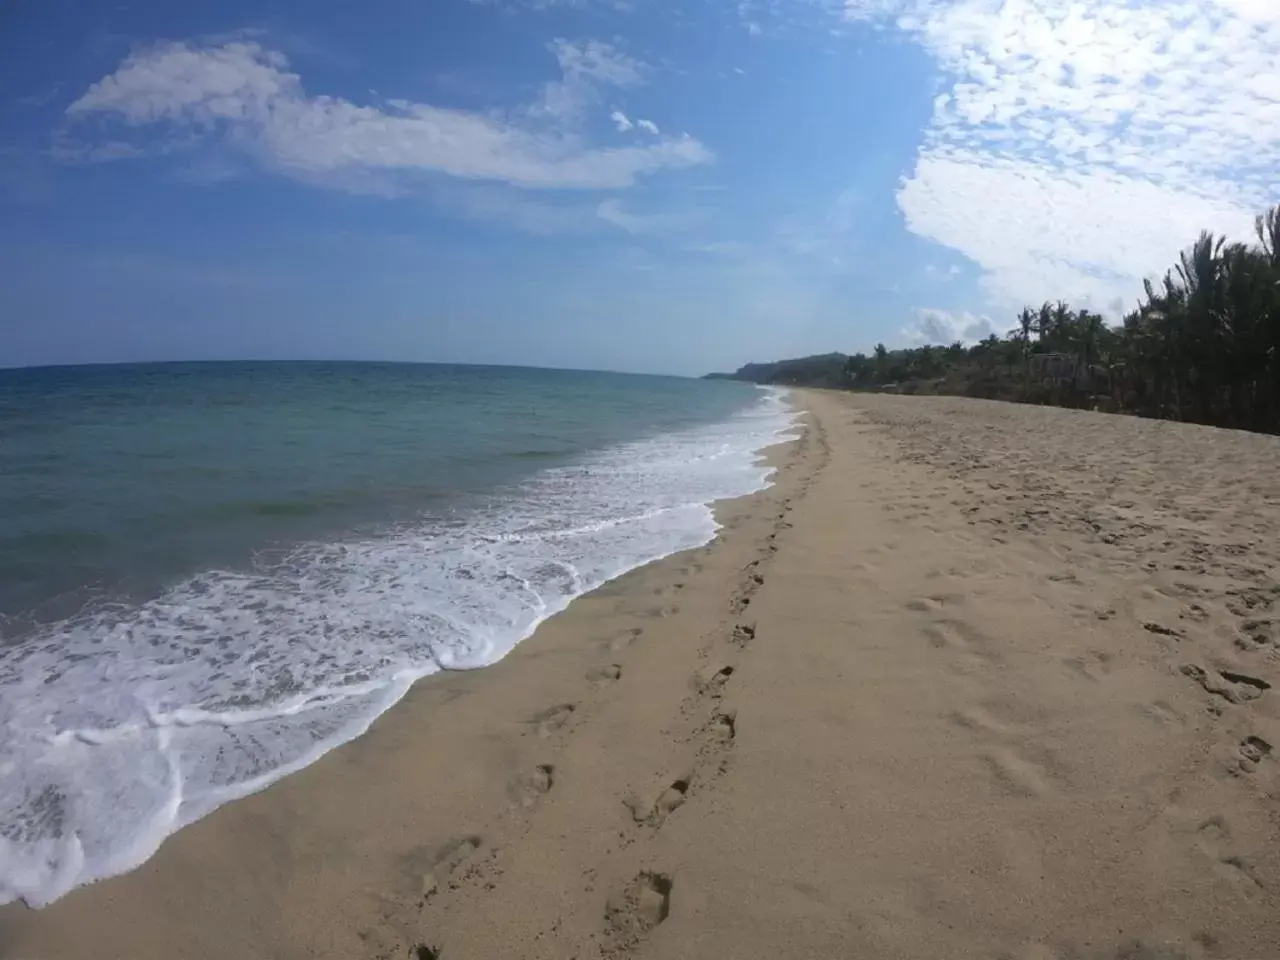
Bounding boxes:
4 389 1279 959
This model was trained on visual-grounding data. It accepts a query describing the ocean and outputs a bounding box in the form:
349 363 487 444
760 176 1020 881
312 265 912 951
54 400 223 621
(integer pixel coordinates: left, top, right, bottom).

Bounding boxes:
0 361 795 907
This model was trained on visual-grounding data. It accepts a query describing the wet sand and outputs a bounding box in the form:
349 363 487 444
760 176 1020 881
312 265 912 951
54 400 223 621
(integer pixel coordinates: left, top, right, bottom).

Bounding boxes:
4 389 1279 959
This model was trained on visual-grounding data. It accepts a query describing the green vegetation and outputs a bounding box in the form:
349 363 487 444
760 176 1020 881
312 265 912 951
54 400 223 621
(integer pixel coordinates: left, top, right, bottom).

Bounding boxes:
704 353 850 388
707 205 1280 435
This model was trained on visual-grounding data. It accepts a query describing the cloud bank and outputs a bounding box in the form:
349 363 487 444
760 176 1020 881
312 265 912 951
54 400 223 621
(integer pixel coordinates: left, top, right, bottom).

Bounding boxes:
902 307 996 346
64 39 711 191
846 0 1280 313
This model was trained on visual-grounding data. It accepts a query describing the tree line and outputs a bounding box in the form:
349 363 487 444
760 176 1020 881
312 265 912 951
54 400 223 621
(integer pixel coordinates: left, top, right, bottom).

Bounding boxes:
712 204 1280 435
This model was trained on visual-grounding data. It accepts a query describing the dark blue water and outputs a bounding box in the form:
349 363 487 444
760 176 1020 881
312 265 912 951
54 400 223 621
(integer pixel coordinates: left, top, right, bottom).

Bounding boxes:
0 361 794 906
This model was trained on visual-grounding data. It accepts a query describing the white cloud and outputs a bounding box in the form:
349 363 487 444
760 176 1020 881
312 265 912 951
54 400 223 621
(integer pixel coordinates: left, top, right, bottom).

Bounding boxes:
532 38 645 123
61 140 151 162
550 38 643 88
636 118 660 135
737 0 765 35
595 197 698 234
689 240 756 257
64 40 711 191
845 0 1280 311
432 185 602 234
902 307 996 345
924 263 961 281
899 155 1255 313
16 83 65 109
611 110 634 132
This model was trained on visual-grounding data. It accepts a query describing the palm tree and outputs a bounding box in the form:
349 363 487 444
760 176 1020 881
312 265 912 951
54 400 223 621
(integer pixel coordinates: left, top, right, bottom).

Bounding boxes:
873 343 888 382
1016 307 1035 354
806 203 1280 433
1257 206 1280 267
1075 310 1105 393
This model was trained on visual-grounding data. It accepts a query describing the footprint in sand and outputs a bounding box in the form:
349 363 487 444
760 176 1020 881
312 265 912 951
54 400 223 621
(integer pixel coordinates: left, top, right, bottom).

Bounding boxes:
507 764 555 810
707 709 737 743
1142 621 1184 640
923 619 1000 668
981 747 1053 798
603 872 673 948
694 663 735 696
645 603 680 619
951 705 1017 738
1225 583 1280 618
627 772 693 827
530 703 576 737
923 620 970 651
652 779 690 822
1235 618 1279 651
1063 650 1114 683
409 834 484 899
587 663 622 687
1239 735 1273 766
1154 580 1207 601
731 623 755 647
1136 700 1183 728
607 627 644 652
1195 815 1264 890
1180 602 1211 623
1180 664 1271 704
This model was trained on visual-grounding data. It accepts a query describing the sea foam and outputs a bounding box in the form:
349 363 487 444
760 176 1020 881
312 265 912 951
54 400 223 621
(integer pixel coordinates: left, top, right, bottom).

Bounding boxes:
0 387 797 906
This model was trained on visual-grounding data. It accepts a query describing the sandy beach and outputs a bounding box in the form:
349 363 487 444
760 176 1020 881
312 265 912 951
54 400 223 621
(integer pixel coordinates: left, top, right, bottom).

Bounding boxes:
4 388 1280 960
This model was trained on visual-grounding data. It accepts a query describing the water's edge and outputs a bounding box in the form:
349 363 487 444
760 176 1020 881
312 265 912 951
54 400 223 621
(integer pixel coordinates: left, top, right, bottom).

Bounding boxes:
2 388 800 907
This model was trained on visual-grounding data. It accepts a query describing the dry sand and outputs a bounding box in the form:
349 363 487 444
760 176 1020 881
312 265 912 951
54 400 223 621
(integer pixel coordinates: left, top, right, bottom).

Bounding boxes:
4 389 1280 960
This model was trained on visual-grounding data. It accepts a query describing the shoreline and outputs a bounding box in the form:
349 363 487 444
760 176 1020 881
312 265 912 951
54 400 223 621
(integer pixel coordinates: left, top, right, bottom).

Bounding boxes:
0 397 818 959
6 389 1280 959
0 383 796 911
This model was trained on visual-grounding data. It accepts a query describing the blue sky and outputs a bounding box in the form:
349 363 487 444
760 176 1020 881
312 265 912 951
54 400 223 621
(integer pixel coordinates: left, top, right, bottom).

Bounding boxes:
2 0 1277 374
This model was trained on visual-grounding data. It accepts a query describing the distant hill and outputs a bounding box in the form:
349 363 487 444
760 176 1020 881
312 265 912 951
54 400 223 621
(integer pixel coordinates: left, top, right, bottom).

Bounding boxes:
703 353 850 388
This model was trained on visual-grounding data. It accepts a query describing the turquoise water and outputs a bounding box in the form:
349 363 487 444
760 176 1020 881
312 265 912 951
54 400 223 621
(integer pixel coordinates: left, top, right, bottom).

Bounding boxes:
0 361 794 906
1 362 765 622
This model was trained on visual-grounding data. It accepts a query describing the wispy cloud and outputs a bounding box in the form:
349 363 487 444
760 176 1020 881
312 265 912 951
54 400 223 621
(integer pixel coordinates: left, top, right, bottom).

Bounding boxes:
610 111 660 136
531 39 645 123
431 185 603 234
62 39 711 191
15 83 64 109
924 263 960 281
902 307 996 346
688 240 756 258
422 187 700 237
736 0 762 35
845 0 1280 313
595 197 699 235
